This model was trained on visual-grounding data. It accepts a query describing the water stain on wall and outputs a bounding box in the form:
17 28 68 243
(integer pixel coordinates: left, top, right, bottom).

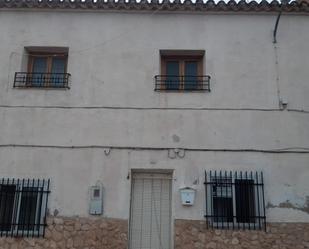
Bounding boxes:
267 196 309 214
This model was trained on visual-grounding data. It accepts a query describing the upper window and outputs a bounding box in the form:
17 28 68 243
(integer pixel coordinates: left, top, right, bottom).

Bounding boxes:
205 170 266 231
14 47 70 89
155 50 210 91
0 178 50 237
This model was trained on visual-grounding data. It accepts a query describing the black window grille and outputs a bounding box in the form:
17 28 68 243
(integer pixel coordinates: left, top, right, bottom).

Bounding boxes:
204 171 266 231
0 178 50 237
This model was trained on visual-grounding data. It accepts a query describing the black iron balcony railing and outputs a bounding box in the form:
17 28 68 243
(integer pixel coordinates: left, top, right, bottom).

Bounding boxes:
154 75 210 91
14 72 70 89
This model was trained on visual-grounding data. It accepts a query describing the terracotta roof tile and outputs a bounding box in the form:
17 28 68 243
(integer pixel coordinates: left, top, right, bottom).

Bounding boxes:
0 0 308 13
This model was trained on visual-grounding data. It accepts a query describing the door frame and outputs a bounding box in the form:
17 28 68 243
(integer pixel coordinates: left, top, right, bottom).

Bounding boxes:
128 169 174 249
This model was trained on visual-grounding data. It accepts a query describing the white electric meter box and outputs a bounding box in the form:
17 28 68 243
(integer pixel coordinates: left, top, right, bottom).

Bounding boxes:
180 187 196 206
89 185 103 215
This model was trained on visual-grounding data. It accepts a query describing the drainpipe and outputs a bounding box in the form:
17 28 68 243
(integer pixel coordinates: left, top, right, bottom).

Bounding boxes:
273 12 282 44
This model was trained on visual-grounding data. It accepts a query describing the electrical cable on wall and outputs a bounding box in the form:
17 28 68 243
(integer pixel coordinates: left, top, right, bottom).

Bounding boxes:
1 144 309 154
0 104 308 113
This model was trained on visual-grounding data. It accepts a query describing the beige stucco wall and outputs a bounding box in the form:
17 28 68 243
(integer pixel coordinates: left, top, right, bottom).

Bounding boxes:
0 11 308 222
0 148 308 222
0 12 308 110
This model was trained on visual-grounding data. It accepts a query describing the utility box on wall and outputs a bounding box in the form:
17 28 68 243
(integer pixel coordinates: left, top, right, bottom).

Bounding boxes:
89 185 103 215
180 187 196 206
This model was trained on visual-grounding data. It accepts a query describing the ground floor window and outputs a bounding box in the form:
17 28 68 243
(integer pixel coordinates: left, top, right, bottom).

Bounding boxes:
205 171 266 231
0 178 50 237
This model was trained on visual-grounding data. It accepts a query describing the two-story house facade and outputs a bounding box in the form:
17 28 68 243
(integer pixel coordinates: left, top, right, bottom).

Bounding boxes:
0 0 309 248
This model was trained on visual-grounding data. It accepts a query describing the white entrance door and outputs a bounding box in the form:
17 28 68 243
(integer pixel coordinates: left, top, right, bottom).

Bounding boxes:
129 172 172 249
